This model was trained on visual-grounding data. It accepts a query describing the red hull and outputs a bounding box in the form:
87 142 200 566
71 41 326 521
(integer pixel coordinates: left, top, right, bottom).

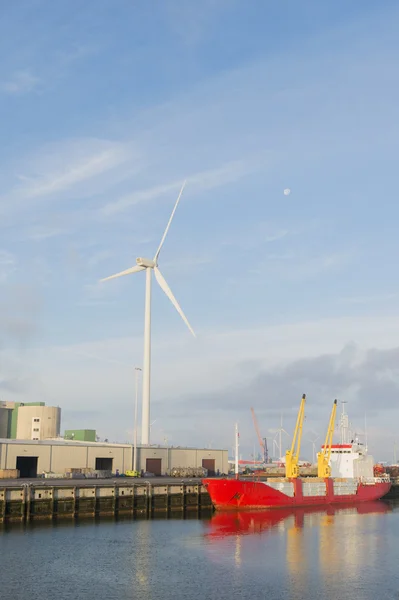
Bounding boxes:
202 477 391 510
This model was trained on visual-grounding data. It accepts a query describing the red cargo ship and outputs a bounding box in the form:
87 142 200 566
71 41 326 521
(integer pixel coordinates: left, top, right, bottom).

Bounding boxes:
203 468 391 511
204 397 391 510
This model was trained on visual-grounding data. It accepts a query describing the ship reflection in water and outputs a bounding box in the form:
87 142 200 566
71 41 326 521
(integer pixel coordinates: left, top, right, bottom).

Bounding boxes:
205 501 391 538
204 501 396 599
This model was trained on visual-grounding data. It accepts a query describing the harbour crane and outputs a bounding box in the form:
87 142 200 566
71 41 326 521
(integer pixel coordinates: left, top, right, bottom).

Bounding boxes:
285 394 306 478
250 407 269 464
317 399 338 478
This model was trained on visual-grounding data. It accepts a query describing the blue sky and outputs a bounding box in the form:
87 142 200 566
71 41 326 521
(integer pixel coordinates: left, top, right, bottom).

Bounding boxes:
1 1 399 461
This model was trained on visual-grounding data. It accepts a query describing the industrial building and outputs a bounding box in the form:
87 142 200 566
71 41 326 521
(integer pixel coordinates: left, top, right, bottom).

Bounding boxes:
16 405 61 440
64 429 97 442
0 439 229 478
0 401 61 441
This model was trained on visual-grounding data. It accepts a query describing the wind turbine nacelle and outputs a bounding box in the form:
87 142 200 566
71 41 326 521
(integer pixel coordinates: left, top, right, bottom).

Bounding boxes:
136 257 155 268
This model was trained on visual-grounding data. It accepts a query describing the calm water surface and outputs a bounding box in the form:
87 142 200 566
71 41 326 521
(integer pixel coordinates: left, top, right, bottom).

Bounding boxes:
1 501 399 600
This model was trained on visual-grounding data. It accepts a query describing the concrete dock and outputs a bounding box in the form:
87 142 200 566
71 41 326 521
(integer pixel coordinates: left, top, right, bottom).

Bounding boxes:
0 478 212 523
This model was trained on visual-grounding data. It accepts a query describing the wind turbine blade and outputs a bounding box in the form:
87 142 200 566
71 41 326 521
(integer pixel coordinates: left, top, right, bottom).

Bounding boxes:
154 181 186 263
100 265 145 282
154 267 195 337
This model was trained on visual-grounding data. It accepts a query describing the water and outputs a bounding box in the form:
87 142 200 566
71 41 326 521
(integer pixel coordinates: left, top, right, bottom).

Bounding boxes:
1 502 399 600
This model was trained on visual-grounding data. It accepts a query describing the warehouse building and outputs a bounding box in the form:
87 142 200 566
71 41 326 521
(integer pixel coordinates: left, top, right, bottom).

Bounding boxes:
0 439 229 478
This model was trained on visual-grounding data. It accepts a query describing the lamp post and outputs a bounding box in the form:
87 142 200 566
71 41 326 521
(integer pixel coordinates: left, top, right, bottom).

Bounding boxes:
133 367 142 473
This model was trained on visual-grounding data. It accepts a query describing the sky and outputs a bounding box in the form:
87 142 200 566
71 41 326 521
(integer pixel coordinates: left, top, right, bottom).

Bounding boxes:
1 0 399 462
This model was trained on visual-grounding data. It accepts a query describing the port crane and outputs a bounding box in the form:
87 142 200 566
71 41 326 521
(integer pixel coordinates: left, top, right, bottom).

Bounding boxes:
250 407 269 464
285 394 306 478
317 399 338 478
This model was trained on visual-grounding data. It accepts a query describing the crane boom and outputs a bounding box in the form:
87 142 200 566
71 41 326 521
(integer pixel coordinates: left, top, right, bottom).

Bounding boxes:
250 407 269 464
250 407 264 449
317 399 338 478
285 394 306 478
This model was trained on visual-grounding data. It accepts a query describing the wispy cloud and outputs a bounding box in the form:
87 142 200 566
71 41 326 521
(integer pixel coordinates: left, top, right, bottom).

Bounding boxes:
0 138 137 217
18 146 128 200
221 225 290 249
100 158 258 216
161 255 213 275
28 226 70 241
77 281 119 307
163 0 232 45
247 251 351 282
0 251 17 284
1 70 40 95
339 293 399 305
86 250 114 269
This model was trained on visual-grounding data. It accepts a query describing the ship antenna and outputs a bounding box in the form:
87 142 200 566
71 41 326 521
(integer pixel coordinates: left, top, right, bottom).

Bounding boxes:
340 400 349 444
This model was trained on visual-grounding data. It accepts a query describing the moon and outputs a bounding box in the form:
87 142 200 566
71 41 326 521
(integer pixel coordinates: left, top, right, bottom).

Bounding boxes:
283 188 291 196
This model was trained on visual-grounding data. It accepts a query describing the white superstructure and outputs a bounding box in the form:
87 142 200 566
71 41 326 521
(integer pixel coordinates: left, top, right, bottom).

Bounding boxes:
329 441 374 479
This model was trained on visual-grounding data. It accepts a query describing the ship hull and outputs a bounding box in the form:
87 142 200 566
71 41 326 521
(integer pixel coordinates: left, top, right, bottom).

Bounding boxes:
202 477 391 511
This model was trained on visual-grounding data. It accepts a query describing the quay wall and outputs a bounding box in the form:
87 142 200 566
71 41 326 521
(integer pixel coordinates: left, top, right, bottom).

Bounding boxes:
0 481 212 523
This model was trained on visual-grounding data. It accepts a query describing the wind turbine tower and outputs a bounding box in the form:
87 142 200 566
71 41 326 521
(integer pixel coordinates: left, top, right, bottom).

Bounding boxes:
101 182 195 445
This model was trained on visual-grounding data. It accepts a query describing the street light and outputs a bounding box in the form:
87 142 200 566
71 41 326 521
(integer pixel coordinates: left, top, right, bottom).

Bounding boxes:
133 367 142 473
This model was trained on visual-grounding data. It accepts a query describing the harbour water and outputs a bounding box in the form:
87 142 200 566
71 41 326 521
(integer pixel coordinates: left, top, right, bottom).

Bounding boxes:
1 501 399 600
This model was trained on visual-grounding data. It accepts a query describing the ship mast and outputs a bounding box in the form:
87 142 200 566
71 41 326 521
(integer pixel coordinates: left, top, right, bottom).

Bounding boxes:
340 400 349 444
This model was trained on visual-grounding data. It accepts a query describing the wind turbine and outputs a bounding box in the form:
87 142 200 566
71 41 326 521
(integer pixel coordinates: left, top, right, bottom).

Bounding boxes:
309 434 320 464
100 182 195 445
273 412 290 460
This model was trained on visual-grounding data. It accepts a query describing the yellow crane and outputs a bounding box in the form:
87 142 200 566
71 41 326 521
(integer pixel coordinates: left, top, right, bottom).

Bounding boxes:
317 399 338 478
285 394 306 478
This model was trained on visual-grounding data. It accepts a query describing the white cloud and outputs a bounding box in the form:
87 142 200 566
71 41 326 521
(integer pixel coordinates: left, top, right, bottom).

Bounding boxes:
1 70 40 95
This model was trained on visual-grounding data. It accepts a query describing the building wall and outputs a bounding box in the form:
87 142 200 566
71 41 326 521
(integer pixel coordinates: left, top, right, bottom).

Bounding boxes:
64 429 97 442
168 448 229 474
1 443 52 474
136 447 229 475
0 408 10 439
7 402 46 439
16 406 61 440
0 441 132 474
0 441 228 476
